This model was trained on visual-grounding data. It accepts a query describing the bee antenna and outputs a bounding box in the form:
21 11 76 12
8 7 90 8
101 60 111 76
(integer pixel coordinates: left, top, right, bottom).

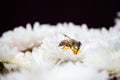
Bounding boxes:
62 33 71 39
58 32 72 39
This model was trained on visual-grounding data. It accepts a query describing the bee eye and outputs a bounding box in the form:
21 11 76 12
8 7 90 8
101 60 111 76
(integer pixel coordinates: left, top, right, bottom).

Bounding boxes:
78 42 81 47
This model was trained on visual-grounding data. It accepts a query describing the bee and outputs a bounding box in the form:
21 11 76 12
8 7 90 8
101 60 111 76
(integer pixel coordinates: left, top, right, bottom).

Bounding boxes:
58 34 82 54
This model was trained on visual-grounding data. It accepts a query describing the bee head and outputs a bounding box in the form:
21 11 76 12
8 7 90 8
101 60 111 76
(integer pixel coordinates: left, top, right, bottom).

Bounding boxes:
73 41 81 49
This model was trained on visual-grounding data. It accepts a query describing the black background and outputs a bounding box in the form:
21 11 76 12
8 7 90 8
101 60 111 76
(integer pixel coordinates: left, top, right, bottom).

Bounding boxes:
0 0 120 36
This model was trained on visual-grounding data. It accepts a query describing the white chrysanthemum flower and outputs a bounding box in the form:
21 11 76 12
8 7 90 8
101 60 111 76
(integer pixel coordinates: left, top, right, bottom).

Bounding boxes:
0 45 35 71
32 22 120 74
0 62 109 80
32 33 84 68
0 45 18 63
0 45 19 70
0 18 120 80
0 22 56 52
42 62 109 80
82 41 120 75
114 12 120 30
12 52 37 71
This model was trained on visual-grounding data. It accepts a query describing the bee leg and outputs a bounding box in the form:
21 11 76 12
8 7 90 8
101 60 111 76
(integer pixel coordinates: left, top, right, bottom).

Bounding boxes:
63 46 70 50
62 46 65 49
77 49 80 53
71 47 80 55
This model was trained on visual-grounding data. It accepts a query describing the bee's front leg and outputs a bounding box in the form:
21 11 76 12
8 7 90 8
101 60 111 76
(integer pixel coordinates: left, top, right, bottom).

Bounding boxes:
62 46 70 50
